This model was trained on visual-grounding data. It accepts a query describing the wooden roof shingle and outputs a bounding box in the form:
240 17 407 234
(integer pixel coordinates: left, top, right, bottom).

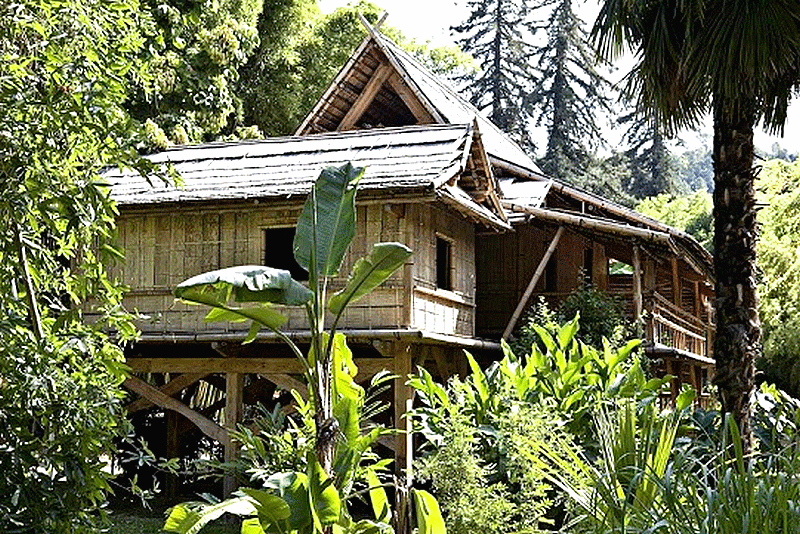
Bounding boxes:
105 123 510 229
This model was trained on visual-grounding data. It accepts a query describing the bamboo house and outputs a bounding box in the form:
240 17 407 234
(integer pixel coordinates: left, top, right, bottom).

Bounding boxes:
102 19 716 496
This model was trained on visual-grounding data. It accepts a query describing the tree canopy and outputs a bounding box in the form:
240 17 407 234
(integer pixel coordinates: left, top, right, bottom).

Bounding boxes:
0 0 157 530
127 0 263 146
532 0 613 186
452 0 541 150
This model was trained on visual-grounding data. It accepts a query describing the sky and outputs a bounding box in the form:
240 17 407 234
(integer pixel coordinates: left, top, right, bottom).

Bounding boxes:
319 0 799 155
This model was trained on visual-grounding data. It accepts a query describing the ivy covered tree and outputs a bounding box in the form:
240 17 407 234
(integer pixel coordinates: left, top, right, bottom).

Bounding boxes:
532 0 613 186
452 0 541 149
0 0 158 531
127 0 263 146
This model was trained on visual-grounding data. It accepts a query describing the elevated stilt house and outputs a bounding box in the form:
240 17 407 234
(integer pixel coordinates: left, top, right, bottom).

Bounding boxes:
103 20 715 495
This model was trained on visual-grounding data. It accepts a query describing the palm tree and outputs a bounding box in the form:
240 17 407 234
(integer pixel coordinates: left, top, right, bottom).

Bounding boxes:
592 0 800 452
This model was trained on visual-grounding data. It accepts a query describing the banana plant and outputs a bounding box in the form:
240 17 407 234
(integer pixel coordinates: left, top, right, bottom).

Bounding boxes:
164 163 446 533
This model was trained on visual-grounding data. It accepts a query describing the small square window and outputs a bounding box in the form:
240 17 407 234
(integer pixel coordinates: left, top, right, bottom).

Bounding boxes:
436 237 452 291
264 228 307 281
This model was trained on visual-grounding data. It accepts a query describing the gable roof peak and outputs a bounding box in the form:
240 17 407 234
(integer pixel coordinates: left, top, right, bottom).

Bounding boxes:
295 17 543 178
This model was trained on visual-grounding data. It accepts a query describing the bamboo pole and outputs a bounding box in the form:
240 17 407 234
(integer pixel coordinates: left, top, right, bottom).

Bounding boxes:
502 226 565 340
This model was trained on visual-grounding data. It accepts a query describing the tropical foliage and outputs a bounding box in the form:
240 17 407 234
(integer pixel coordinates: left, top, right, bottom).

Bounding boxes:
127 0 263 146
541 398 800 534
410 316 670 532
638 160 800 399
637 190 713 252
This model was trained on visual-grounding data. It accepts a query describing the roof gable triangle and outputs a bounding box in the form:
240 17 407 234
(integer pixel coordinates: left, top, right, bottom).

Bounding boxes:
296 19 440 135
295 17 544 178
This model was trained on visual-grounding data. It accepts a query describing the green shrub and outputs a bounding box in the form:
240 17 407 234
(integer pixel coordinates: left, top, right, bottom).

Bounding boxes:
541 396 800 534
512 286 635 357
416 411 515 534
411 316 668 531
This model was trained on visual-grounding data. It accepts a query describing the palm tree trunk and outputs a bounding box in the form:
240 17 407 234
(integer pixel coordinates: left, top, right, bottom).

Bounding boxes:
711 95 760 454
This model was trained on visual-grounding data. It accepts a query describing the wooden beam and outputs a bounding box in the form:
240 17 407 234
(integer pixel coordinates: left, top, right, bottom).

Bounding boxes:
123 376 227 444
224 372 244 496
125 373 208 413
386 73 436 124
126 357 394 377
338 62 393 131
503 226 565 340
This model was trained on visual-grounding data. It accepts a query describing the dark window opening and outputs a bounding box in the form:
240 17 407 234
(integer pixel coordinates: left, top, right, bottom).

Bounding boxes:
545 255 558 293
436 237 452 290
264 228 307 281
583 247 593 286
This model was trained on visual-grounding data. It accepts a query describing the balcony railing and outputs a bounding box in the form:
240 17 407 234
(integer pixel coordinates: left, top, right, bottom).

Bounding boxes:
646 291 711 359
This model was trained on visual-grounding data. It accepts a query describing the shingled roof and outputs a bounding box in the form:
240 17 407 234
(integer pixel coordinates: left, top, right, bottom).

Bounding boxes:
106 123 510 229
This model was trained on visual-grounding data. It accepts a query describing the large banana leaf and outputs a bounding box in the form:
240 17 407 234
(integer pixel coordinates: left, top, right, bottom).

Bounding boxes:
412 489 447 534
309 454 342 530
163 496 257 534
293 163 363 281
175 265 313 307
328 243 412 315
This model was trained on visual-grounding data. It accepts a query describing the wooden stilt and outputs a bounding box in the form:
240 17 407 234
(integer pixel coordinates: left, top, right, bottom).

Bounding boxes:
392 343 413 476
165 410 179 500
223 372 243 497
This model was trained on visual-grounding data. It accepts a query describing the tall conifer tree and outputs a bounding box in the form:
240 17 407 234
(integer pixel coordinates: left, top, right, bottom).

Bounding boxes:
452 0 540 150
531 0 612 186
620 111 681 198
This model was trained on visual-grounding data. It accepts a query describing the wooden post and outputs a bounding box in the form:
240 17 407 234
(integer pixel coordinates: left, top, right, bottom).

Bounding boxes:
671 257 681 307
502 226 565 340
592 243 608 291
392 343 413 477
165 410 180 500
632 245 643 323
694 281 702 320
403 261 414 328
223 372 243 497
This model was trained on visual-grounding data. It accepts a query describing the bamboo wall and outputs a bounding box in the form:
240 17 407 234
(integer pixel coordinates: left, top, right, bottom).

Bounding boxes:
107 200 476 338
407 204 476 336
475 224 594 338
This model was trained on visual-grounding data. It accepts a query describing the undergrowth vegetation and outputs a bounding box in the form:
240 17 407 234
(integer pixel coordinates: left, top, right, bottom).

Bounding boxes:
411 315 800 533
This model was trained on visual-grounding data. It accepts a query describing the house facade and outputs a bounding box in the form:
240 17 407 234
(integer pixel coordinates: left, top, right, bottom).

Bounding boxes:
104 19 715 496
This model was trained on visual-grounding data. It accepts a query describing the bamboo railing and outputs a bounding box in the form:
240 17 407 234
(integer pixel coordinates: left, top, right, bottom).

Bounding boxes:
646 291 710 358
